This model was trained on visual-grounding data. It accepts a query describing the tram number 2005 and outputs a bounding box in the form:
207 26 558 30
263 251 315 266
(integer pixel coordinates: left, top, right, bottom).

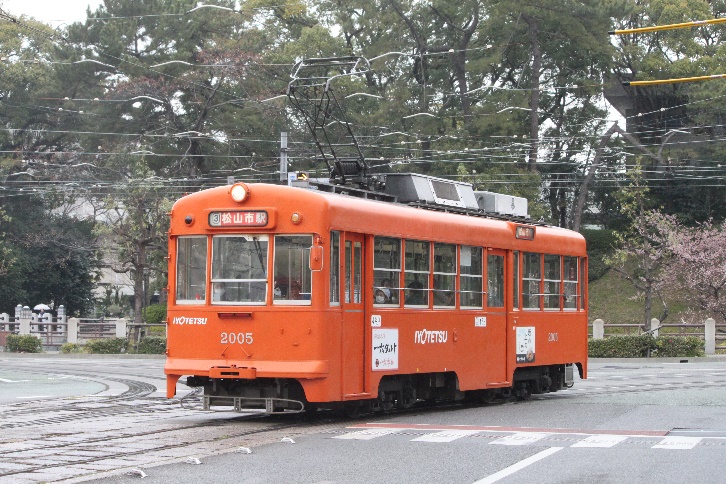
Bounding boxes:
220 332 254 344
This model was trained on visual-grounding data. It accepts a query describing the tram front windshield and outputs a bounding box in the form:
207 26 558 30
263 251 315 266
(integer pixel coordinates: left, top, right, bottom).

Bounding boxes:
175 234 313 306
211 235 268 304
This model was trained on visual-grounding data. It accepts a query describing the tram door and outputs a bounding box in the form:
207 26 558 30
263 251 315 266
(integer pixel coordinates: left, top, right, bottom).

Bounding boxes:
342 233 365 396
486 248 508 383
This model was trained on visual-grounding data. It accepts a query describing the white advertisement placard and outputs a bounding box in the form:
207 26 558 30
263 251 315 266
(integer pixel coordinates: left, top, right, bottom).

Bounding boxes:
372 328 398 371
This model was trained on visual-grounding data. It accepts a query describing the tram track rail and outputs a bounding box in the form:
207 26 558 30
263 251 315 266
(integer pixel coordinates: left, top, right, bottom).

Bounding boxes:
3 357 725 482
0 377 160 426
0 415 303 479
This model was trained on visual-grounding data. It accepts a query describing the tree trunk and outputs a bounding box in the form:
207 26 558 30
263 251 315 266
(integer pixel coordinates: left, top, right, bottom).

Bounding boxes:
133 244 146 326
523 14 541 171
572 122 661 232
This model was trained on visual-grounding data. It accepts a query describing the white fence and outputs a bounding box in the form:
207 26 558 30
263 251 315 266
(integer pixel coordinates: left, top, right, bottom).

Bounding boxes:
590 317 724 355
0 304 164 350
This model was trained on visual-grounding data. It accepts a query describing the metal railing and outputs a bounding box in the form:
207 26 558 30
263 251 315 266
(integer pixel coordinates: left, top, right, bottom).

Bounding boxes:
0 313 166 351
589 317 726 353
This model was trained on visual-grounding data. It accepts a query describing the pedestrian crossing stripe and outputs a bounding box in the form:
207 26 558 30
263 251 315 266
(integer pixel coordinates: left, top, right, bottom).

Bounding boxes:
652 436 703 450
333 423 723 450
411 430 481 443
571 434 628 448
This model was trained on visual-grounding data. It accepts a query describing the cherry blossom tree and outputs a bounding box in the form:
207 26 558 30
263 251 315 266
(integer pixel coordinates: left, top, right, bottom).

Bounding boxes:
668 220 726 324
605 163 679 330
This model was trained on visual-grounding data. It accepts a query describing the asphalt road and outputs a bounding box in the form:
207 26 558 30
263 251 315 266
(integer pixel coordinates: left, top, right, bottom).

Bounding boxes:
2 354 726 483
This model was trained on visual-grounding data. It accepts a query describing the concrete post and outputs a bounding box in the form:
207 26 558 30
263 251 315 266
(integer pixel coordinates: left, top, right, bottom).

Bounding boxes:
650 318 660 338
593 319 604 340
67 318 79 344
115 318 127 338
705 318 716 355
57 305 66 324
19 316 31 335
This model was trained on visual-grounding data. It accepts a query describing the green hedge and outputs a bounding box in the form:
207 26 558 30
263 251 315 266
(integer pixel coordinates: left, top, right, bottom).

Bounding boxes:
589 335 705 358
143 304 167 325
589 335 656 358
655 336 704 357
5 334 43 353
137 336 166 354
85 337 128 354
60 342 86 354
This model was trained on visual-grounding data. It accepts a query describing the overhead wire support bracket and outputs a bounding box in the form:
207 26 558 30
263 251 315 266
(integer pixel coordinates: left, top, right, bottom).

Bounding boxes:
609 17 726 35
612 17 726 87
286 56 372 187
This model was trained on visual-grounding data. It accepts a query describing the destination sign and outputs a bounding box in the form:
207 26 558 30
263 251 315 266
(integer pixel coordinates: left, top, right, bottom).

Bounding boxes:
209 211 268 227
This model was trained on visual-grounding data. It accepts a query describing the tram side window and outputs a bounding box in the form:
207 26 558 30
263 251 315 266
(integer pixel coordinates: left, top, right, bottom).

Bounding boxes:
211 235 268 305
330 231 340 305
404 239 429 306
544 254 561 310
373 237 400 305
523 252 542 310
460 246 483 309
487 254 505 308
433 243 456 307
274 235 312 304
563 256 578 310
176 236 208 304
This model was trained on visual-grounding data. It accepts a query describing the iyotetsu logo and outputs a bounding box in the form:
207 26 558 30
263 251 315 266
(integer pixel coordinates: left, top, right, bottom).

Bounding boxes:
414 329 448 344
171 316 207 325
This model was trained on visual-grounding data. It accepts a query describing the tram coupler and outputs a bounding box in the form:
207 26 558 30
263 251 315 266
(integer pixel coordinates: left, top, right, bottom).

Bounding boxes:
202 395 305 414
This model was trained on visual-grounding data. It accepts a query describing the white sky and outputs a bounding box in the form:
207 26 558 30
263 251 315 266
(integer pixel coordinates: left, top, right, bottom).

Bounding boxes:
1 0 102 25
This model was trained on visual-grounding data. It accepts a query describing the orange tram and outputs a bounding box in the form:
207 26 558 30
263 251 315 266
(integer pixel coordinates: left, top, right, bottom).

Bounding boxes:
165 175 588 414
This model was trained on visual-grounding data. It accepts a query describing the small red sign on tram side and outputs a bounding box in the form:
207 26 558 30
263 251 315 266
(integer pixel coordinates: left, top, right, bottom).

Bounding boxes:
209 211 269 227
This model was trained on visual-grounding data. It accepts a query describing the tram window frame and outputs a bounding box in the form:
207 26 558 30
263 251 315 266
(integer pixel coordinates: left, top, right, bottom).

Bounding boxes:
433 243 457 308
373 236 401 307
175 236 208 305
523 252 542 310
460 245 483 309
273 234 313 305
543 254 561 310
513 251 520 310
487 253 505 308
330 231 340 306
580 257 587 311
563 256 578 311
211 235 269 305
404 239 430 307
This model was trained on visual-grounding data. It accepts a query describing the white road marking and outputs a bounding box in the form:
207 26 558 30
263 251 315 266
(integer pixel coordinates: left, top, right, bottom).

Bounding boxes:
490 432 550 446
472 447 564 484
412 430 481 443
0 378 30 383
16 395 52 399
653 436 702 450
571 434 628 448
334 428 401 440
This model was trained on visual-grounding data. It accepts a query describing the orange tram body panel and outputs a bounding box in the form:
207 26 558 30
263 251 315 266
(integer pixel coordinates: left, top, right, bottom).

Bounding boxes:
165 182 588 413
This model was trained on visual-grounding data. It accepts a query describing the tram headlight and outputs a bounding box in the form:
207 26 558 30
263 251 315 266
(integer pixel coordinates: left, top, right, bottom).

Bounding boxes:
229 182 250 203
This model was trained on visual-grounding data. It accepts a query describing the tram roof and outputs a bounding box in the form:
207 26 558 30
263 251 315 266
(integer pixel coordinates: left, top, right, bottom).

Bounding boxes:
172 183 586 255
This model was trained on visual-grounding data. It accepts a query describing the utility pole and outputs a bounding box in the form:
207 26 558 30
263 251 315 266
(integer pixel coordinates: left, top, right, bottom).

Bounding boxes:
279 132 288 182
